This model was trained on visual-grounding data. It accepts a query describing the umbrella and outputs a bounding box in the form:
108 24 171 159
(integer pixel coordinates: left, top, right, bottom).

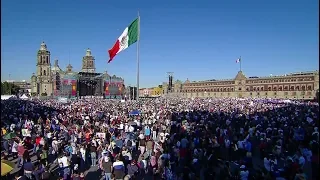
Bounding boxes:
129 110 140 116
3 132 16 140
1 160 15 176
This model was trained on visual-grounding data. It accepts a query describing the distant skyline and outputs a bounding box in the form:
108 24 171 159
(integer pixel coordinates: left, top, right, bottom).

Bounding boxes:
1 0 318 88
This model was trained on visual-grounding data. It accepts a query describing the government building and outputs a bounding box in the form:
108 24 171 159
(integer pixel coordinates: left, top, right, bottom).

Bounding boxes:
161 70 319 100
30 42 125 98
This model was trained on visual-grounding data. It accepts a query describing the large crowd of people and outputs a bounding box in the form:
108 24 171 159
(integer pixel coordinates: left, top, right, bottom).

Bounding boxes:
1 97 319 180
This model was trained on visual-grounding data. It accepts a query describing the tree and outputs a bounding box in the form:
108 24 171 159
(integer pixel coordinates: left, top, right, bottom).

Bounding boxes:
1 82 20 95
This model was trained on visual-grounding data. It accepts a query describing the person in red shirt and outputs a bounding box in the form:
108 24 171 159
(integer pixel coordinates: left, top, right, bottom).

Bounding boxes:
16 141 26 168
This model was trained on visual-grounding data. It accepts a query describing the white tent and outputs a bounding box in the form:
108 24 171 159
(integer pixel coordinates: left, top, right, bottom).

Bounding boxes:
1 95 15 100
20 94 29 100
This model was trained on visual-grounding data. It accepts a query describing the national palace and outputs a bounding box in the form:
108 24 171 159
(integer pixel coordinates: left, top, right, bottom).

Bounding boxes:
141 70 319 100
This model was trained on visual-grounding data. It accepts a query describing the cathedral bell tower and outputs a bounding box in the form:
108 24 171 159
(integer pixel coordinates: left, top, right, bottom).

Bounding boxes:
81 48 96 73
36 42 52 96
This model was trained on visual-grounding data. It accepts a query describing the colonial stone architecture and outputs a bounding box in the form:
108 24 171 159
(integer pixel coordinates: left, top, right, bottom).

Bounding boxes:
162 71 319 100
31 42 53 96
31 42 124 97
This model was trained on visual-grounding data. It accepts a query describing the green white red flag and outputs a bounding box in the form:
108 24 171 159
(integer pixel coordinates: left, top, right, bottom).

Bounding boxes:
108 18 139 63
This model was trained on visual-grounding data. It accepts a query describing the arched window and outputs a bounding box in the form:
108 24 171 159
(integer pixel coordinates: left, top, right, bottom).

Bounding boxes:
261 87 264 91
43 70 46 76
302 86 305 91
296 86 300 91
253 87 256 91
279 87 282 91
273 87 277 91
290 86 294 91
308 85 312 91
268 87 271 91
246 87 249 91
257 87 260 91
46 56 49 64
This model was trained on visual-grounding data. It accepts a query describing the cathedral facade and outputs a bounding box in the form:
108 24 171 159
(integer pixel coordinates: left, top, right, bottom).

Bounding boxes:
31 42 124 97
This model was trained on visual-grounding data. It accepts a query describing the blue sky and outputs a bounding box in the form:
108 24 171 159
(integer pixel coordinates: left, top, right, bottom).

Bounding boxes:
1 0 318 88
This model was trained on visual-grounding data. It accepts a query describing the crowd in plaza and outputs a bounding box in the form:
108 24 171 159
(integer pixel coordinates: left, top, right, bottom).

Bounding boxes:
1 96 319 180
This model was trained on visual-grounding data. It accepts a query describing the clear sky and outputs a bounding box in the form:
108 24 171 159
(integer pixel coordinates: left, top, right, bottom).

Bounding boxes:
1 0 318 88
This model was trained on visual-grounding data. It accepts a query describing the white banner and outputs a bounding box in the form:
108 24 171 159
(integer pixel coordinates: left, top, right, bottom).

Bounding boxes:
22 129 31 137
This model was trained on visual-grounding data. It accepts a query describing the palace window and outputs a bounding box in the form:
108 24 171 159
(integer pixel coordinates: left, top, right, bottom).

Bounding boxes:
274 92 277 95
290 86 294 91
307 86 312 91
227 88 230 91
279 87 282 91
246 87 249 91
261 87 264 91
231 88 234 91
257 87 260 91
253 87 256 91
257 92 260 95
238 87 242 91
296 86 300 91
284 86 288 91
273 87 277 91
302 86 306 91
268 87 271 91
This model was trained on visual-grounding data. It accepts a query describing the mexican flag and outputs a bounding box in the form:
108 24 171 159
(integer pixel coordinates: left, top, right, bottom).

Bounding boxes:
108 18 139 63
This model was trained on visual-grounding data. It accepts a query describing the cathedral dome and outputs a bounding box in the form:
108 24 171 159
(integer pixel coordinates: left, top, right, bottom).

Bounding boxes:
86 48 92 56
40 42 47 51
31 73 37 81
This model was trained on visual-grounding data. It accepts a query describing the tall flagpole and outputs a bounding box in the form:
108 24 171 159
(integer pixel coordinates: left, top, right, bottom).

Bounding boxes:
240 56 242 71
136 11 140 101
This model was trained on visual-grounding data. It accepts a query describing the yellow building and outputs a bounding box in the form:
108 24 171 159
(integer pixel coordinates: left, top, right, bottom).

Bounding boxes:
151 86 163 97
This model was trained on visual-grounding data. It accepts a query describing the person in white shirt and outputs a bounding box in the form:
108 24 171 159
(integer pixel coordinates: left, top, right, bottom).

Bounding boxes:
119 123 124 131
57 154 70 168
57 153 70 178
128 125 134 133
264 155 277 172
296 151 306 168
52 137 59 155
239 165 249 180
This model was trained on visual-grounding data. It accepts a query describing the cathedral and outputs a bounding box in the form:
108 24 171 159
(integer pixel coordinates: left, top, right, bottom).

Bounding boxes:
31 42 125 98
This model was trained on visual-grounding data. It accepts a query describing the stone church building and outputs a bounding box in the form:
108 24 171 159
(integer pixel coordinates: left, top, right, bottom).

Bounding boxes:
30 42 97 96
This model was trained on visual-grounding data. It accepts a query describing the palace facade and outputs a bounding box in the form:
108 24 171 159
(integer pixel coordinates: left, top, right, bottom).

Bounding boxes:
161 71 319 100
